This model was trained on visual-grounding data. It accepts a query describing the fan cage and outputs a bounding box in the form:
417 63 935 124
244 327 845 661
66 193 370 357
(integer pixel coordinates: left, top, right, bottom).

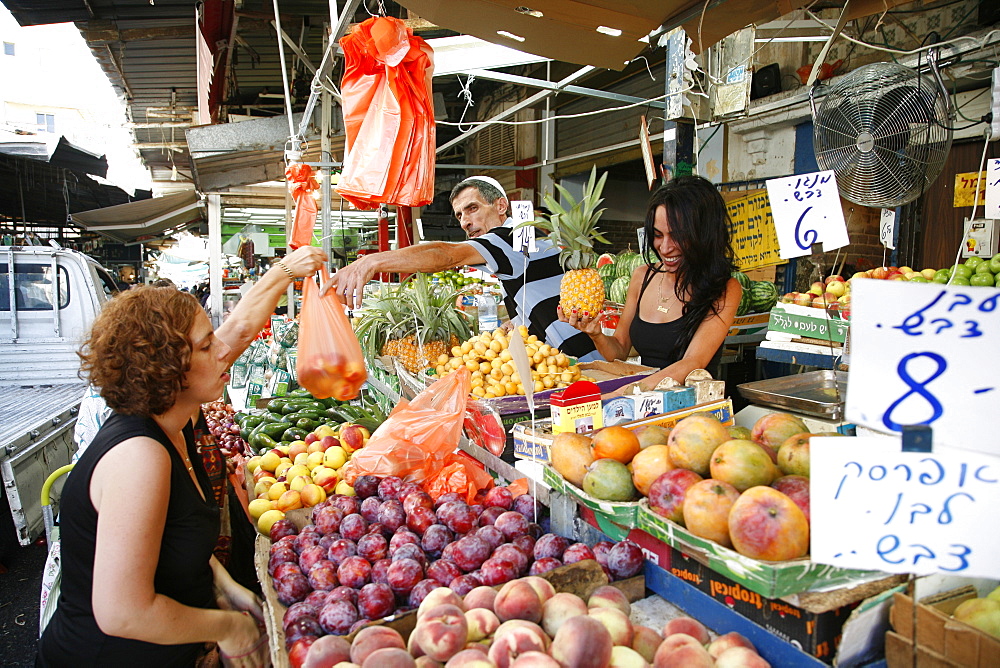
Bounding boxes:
813 62 952 209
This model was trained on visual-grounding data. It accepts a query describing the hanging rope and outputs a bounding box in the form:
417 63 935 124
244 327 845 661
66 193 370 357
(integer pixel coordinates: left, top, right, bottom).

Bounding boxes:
271 0 297 150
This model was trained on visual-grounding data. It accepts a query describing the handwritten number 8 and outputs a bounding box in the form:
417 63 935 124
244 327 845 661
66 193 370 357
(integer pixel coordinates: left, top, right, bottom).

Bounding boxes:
882 352 946 431
794 206 820 250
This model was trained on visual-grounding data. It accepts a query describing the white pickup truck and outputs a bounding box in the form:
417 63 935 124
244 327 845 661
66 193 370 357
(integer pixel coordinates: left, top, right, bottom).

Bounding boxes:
0 246 120 551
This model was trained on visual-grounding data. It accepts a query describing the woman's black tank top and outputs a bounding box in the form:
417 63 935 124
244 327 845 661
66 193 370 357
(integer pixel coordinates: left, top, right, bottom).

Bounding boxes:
628 266 723 376
37 412 220 667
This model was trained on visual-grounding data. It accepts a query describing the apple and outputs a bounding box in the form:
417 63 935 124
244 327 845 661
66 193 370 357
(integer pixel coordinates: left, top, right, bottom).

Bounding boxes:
824 274 844 285
920 268 937 280
989 253 1000 274
811 296 828 309
780 292 796 304
793 292 814 307
808 281 825 296
870 267 890 280
903 271 919 280
851 271 870 280
887 272 906 281
897 266 913 274
826 281 846 298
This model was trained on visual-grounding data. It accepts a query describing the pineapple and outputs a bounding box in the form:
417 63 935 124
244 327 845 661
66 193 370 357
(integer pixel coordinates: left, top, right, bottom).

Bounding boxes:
354 274 472 375
529 166 610 315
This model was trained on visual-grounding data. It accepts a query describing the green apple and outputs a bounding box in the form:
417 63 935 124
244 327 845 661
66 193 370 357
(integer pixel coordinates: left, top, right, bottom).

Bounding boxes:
975 261 994 275
965 256 984 270
951 264 974 280
932 269 951 284
970 273 994 287
909 276 930 283
989 253 1000 274
950 276 971 286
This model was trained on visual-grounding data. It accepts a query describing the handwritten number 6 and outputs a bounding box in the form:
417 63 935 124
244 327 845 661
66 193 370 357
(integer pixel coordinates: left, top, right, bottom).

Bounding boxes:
794 206 819 250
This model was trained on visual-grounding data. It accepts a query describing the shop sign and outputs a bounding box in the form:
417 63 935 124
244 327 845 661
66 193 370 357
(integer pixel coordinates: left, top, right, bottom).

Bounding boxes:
952 170 988 207
723 189 783 270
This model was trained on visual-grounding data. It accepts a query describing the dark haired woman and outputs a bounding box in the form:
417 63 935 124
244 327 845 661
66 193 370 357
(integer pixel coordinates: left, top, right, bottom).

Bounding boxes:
38 246 324 667
559 175 741 390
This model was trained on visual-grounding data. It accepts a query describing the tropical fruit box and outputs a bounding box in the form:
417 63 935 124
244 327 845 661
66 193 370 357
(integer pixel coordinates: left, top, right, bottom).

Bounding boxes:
636 499 887 599
512 398 734 462
726 312 771 343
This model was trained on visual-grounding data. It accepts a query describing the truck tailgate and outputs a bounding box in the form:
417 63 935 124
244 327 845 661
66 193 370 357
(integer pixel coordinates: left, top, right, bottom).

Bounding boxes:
1 384 85 545
0 384 86 449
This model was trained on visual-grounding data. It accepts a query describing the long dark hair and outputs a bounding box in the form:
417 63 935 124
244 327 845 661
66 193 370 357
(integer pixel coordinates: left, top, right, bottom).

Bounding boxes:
641 175 736 361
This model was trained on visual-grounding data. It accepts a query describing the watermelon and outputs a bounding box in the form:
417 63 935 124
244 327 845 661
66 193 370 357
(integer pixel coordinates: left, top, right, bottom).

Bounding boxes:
736 285 753 316
598 263 617 280
749 281 779 312
616 251 640 278
596 253 615 269
609 276 630 304
602 275 616 299
732 271 752 292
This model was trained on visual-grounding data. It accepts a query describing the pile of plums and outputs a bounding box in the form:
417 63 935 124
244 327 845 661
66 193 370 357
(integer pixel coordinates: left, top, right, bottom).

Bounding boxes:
266 475 644 652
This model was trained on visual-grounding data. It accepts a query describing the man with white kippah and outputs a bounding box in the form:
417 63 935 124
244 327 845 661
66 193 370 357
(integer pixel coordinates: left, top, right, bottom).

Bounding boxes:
331 176 602 362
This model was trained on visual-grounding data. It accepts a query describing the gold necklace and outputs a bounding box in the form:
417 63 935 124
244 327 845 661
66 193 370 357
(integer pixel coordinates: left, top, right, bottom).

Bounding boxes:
656 271 673 314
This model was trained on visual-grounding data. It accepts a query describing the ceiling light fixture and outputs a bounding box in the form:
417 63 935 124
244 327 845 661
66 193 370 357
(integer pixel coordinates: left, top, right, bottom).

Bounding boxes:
596 26 622 37
514 6 544 18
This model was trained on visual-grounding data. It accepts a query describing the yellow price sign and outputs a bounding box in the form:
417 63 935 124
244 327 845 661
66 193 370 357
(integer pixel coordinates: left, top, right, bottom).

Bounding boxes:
953 171 988 207
723 189 784 271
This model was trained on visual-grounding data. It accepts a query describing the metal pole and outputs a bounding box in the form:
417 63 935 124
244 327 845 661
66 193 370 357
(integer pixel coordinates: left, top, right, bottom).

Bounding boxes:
321 27 333 271
208 194 223 328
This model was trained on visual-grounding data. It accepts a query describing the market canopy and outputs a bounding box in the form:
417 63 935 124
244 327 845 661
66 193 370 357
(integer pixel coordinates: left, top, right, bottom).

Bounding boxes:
71 190 204 244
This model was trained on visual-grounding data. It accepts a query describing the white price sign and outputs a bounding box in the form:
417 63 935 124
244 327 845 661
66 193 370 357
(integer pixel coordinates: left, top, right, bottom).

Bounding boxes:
846 280 1000 455
765 171 850 259
811 437 1000 579
879 208 896 250
510 200 538 253
985 158 1000 220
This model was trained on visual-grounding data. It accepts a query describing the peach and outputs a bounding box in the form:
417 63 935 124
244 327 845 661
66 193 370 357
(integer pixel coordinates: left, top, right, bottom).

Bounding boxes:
632 624 662 662
253 479 275 497
494 619 549 646
300 483 327 507
463 586 498 612
509 651 562 667
408 629 426 658
654 643 714 668
351 627 406 664
444 649 493 668
550 615 613 668
707 632 756 659
662 617 710 645
494 580 544 624
465 608 500 642
332 663 360 668
415 659 444 668
589 605 634 645
489 625 549 668
519 576 556 603
413 604 469 662
541 592 588 637
361 648 416 668
609 645 649 668
288 440 309 461
303 635 352 668
588 585 631 616
276 489 303 512
419 588 465 618
313 468 340 493
715 646 771 668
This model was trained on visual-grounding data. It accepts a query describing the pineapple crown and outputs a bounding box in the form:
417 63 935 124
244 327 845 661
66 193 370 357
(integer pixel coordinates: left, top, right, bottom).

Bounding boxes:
522 166 610 271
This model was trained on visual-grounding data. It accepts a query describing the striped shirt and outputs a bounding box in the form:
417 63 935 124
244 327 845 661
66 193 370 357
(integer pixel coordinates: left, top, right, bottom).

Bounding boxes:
464 220 602 362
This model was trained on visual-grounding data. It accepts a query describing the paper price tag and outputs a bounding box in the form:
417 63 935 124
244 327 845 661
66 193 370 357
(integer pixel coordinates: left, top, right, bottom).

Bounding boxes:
811 437 1000 579
510 200 538 253
985 158 1000 219
765 171 849 259
846 280 1000 456
879 208 896 250
636 227 646 251
508 326 536 414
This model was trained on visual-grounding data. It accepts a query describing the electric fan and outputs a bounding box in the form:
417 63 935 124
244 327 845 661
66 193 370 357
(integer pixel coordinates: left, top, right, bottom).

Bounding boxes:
811 56 953 208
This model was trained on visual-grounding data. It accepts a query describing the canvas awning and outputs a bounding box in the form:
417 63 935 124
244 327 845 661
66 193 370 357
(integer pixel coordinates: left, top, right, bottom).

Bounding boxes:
71 190 204 244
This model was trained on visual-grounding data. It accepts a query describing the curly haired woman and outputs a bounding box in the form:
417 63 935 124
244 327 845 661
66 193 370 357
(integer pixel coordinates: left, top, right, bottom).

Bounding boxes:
37 246 325 667
560 176 741 390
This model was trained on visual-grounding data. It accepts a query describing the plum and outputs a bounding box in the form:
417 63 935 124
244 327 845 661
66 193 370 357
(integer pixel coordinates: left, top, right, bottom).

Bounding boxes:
483 486 513 510
357 582 395 620
337 555 372 589
451 535 491 573
307 559 340 591
340 513 368 541
331 495 359 517
353 475 381 499
318 599 359 635
313 505 346 536
533 534 569 561
392 542 429 568
606 541 643 580
528 558 561 576
449 574 483 596
421 524 454 558
298 545 327 574
360 496 382 523
426 558 462 587
270 519 299 542
493 512 529 542
408 578 441 608
561 543 595 564
327 586 358 606
387 557 424 595
379 499 407 532
273 562 303 581
406 506 438 534
326 538 357 566
357 533 389 562
275 572 311 606
378 476 405 500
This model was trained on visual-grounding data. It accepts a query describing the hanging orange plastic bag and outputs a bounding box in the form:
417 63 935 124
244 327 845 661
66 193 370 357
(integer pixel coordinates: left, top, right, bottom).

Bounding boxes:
345 368 471 483
286 163 319 249
296 268 366 400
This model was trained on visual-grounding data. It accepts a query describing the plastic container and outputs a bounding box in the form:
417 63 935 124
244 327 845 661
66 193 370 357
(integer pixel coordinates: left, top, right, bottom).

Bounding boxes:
477 289 499 333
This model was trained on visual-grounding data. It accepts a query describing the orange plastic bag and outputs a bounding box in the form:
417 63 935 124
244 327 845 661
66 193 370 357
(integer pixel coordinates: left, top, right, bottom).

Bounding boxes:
345 368 471 483
286 163 319 249
336 16 435 208
426 451 495 504
296 268 366 400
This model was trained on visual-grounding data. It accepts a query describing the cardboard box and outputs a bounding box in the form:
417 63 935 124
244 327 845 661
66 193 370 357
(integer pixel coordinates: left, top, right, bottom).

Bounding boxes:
767 302 849 343
886 586 1000 668
727 311 771 343
550 380 603 434
543 464 641 527
637 499 889 599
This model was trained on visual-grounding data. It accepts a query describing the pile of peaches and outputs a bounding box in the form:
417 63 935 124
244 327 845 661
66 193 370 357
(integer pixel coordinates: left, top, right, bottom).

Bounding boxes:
290 578 769 668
